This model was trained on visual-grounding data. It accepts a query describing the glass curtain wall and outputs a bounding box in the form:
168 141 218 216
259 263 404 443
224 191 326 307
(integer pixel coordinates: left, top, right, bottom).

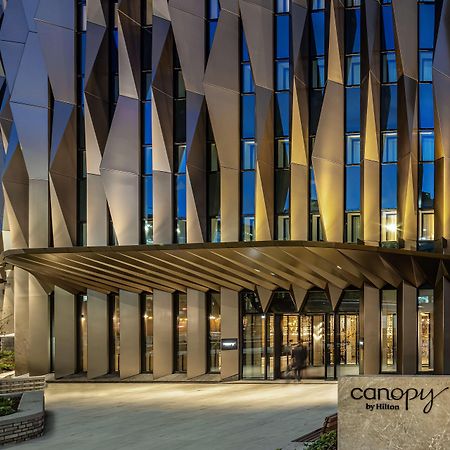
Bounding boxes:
418 0 435 250
242 291 265 378
241 30 256 241
274 1 291 240
174 49 187 244
110 295 120 373
141 6 153 244
76 0 87 246
344 0 361 243
141 294 153 373
208 292 221 373
418 288 434 372
381 289 397 372
175 293 188 372
380 0 398 246
77 294 88 373
207 0 220 54
309 0 326 241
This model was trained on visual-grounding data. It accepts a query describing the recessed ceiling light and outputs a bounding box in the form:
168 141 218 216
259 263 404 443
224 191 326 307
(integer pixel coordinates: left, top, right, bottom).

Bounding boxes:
270 272 276 276
337 265 342 270
254 269 261 273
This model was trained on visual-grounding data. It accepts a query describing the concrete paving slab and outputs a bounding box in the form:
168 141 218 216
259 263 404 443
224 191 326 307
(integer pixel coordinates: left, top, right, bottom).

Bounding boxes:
10 382 337 450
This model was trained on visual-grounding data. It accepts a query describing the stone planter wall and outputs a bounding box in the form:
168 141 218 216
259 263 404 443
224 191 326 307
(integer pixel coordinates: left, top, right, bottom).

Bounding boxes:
0 391 45 445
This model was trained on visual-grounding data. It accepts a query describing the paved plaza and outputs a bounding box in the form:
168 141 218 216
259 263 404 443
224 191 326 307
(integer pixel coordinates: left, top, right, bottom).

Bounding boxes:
11 382 337 450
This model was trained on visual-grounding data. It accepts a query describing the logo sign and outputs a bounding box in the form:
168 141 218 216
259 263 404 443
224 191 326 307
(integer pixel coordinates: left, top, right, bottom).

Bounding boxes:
339 376 450 450
221 338 238 351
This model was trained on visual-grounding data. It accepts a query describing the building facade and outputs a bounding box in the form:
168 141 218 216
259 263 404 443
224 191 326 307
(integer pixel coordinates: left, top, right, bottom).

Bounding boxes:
1 0 450 380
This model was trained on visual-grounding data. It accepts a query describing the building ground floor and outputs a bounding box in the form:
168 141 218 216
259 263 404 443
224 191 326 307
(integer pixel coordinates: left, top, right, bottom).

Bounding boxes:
5 242 450 380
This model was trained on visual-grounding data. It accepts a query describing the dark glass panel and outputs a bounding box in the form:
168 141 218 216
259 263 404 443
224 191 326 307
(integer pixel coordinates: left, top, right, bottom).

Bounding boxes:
208 172 220 216
241 95 255 139
276 15 290 59
143 101 152 145
142 27 152 71
419 163 435 209
310 167 319 213
346 55 360 86
143 146 153 175
311 11 325 56
241 171 255 215
302 291 332 314
276 60 290 91
268 291 297 314
275 171 290 215
275 92 290 137
419 3 435 50
176 174 186 219
143 176 153 218
381 85 397 130
312 57 325 88
174 99 186 143
176 145 187 174
381 164 397 209
242 63 254 93
241 141 256 170
345 166 360 211
419 83 434 129
381 5 395 51
78 178 87 222
144 72 152 100
310 89 323 135
242 32 250 62
345 88 360 133
381 53 396 83
345 8 360 55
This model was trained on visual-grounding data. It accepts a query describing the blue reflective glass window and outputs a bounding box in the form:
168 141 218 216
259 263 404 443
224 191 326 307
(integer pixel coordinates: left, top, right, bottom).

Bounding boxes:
275 171 290 214
242 63 254 93
345 88 360 133
242 216 255 241
346 135 360 164
346 55 360 86
310 89 323 135
208 0 220 20
420 131 434 162
241 171 255 215
419 4 435 50
143 177 153 218
345 9 360 54
241 95 255 138
419 51 433 82
419 164 435 209
381 85 397 130
176 145 187 174
381 53 396 83
208 21 218 51
176 175 186 218
419 84 434 129
311 12 325 56
275 92 290 137
381 6 395 51
242 33 250 62
310 167 319 213
242 141 256 170
144 73 152 100
276 15 290 59
143 146 153 175
345 166 360 211
312 57 325 88
312 0 325 10
143 102 152 145
382 133 397 162
276 0 289 13
276 60 290 91
381 164 397 209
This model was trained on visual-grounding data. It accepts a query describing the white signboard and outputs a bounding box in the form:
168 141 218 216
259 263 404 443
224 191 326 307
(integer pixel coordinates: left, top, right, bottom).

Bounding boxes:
339 376 450 450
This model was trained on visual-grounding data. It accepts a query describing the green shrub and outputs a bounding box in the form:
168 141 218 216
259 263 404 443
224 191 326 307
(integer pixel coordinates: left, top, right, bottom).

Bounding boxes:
0 351 14 371
0 398 17 416
305 431 337 450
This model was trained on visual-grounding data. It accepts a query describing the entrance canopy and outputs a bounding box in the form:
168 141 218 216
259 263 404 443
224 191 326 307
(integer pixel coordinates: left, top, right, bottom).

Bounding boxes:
3 241 448 297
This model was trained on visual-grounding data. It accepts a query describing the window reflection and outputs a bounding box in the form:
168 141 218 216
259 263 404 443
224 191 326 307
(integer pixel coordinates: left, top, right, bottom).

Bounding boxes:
418 289 434 372
142 294 153 373
175 294 187 373
381 289 397 373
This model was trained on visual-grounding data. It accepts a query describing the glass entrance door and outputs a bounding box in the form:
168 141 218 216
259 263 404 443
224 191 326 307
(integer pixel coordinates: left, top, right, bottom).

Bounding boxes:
300 314 326 378
336 314 359 377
